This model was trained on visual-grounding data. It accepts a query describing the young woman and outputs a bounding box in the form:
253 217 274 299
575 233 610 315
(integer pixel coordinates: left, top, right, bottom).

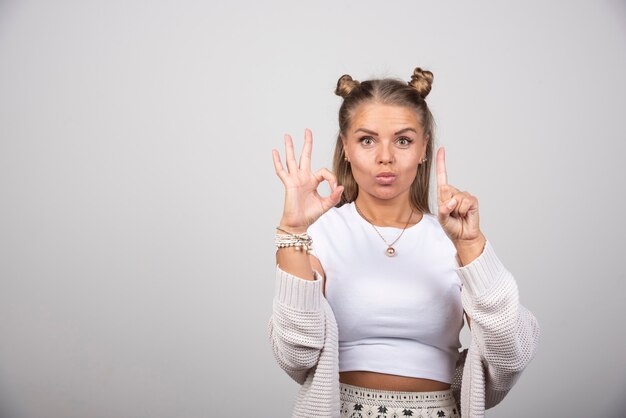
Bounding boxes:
268 68 540 418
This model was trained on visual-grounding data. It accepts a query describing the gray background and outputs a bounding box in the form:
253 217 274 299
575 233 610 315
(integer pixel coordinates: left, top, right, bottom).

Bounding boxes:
1 0 625 417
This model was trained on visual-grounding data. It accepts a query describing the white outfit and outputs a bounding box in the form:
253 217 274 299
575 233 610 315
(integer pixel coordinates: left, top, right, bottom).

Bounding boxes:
267 202 541 418
307 202 464 384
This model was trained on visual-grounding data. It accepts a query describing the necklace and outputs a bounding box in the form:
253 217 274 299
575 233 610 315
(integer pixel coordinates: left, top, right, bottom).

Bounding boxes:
353 201 414 257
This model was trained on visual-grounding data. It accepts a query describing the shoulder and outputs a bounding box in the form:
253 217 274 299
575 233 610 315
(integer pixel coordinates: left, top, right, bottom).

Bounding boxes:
420 212 445 234
307 203 352 235
420 212 440 228
306 204 353 263
420 212 457 254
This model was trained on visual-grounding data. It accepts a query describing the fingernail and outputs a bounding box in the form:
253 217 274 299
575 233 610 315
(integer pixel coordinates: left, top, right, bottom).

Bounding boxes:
447 198 457 209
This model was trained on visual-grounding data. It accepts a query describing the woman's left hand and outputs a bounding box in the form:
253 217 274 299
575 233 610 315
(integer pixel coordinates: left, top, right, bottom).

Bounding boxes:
436 146 485 247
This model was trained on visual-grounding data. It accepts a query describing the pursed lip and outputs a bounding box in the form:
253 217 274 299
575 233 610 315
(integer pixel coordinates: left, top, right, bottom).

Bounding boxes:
375 172 397 185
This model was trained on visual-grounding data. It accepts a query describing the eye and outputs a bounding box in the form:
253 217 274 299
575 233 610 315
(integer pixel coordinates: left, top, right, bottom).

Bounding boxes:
358 136 374 146
397 136 414 147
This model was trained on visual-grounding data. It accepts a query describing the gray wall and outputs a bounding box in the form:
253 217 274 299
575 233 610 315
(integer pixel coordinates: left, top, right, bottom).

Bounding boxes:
1 0 625 417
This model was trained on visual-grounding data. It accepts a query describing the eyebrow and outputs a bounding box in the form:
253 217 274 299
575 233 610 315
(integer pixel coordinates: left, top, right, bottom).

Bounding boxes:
353 127 418 136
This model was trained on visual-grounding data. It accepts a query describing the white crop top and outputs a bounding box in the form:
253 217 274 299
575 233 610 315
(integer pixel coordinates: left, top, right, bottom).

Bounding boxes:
306 202 464 384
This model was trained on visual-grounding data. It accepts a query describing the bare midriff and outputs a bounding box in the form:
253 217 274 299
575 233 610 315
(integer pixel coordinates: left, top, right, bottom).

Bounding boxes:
339 371 451 392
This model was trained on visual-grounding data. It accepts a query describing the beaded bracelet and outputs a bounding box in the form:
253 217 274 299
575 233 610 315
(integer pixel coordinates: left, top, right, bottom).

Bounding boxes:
275 226 313 254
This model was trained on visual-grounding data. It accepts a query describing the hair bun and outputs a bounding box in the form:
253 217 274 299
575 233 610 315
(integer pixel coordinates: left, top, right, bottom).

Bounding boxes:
408 67 434 99
335 74 360 98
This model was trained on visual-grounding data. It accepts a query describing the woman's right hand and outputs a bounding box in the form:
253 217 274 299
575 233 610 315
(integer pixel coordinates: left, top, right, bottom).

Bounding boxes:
272 128 344 232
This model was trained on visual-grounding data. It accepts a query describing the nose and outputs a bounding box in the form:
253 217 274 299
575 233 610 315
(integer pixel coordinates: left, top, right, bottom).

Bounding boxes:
377 143 394 165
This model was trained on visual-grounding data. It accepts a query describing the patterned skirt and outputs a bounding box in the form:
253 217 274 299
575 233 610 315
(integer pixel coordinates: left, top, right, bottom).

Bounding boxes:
339 382 459 418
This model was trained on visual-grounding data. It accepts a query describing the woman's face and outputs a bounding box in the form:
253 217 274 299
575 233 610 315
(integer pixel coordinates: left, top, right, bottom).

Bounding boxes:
342 102 428 202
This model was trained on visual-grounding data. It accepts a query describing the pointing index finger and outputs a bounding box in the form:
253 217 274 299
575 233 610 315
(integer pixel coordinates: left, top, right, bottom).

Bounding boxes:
436 147 448 187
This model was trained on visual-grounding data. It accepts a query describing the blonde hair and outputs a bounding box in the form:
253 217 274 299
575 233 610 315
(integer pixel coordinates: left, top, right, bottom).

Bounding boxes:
332 68 436 215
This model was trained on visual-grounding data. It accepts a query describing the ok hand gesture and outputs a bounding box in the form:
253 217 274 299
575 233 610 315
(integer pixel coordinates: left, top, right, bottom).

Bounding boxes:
436 147 485 246
272 129 344 233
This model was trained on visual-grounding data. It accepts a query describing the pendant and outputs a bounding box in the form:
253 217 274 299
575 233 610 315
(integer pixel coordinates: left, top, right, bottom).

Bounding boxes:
386 246 396 257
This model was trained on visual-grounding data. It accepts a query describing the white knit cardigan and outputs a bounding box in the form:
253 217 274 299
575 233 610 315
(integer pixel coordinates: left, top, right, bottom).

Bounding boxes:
267 240 540 418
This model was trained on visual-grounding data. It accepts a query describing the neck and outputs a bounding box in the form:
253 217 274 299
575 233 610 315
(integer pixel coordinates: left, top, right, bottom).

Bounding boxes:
354 192 416 227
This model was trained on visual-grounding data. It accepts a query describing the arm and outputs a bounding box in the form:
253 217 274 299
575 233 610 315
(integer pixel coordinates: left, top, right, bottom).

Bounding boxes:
267 262 326 385
455 240 541 408
268 129 341 384
456 235 487 331
275 228 317 280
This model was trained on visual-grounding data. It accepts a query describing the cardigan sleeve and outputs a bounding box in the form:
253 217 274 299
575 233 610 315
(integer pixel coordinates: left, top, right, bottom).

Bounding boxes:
455 240 541 409
267 265 327 385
